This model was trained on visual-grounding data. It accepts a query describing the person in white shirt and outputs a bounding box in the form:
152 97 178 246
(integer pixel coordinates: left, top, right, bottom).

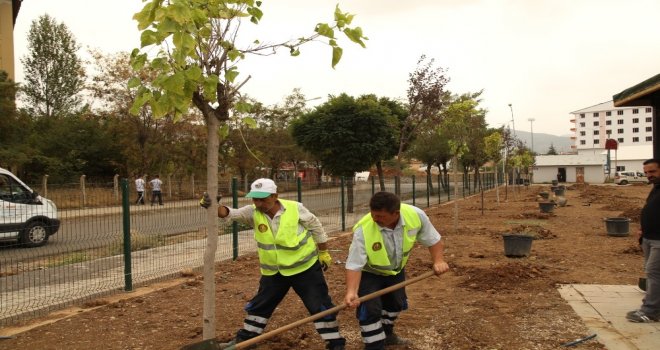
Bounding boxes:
149 175 163 206
135 175 146 205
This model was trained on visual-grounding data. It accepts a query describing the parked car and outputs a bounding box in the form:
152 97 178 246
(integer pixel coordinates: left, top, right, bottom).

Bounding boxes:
614 171 649 185
0 167 60 247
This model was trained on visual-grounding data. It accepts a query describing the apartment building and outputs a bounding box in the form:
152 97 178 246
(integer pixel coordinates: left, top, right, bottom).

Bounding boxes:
570 100 653 153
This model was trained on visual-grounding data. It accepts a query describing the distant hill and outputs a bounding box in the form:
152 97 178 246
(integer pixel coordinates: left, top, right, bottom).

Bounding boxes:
512 130 572 154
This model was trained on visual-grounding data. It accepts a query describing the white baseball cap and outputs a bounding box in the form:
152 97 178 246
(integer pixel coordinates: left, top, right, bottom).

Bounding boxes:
246 178 277 198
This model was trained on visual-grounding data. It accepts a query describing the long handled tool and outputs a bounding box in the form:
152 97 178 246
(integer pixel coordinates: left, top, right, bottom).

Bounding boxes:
181 270 436 350
234 270 436 349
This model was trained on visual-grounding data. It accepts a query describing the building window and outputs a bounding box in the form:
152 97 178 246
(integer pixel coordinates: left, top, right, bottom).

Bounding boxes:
593 121 599 126
593 112 599 117
633 109 639 114
633 137 639 142
646 127 653 132
593 130 599 135
580 131 586 136
618 138 624 143
646 107 652 113
633 127 639 133
580 113 585 118
606 120 612 125
617 166 625 171
618 119 624 124
606 111 612 116
580 122 585 127
633 118 639 123
606 129 612 135
647 136 653 141
617 110 624 115
647 117 653 122
617 128 624 134
580 140 586 145
594 139 600 144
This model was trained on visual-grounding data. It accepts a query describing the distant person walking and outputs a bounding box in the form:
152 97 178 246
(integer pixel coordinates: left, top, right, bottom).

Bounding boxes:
135 175 146 205
626 158 660 323
150 175 163 206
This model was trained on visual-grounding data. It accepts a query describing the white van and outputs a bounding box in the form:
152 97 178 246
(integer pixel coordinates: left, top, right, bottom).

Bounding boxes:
0 167 60 247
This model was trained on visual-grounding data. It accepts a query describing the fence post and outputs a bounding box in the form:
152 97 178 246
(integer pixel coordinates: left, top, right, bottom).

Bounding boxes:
42 174 49 198
167 174 172 198
297 176 302 203
371 175 375 196
437 174 441 204
80 174 86 208
412 175 416 206
232 177 239 260
191 173 195 198
395 176 400 196
426 173 430 208
340 176 346 232
114 174 120 202
121 179 133 292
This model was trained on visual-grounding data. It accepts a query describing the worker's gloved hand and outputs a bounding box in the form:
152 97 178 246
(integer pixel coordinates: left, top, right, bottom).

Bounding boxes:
318 250 332 271
199 192 212 209
200 193 223 209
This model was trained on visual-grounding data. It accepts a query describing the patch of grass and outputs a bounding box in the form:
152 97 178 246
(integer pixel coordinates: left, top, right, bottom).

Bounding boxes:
108 231 166 255
47 252 90 267
504 220 546 226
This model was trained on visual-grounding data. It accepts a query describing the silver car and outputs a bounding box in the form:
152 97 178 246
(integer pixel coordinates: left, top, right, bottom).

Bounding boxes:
614 171 649 185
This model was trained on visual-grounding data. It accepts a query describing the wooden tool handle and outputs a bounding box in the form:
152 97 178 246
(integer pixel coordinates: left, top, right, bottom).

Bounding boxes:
232 270 436 350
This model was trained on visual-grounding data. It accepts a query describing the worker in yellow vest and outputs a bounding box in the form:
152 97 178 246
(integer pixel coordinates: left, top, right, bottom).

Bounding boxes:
344 191 449 350
200 178 345 350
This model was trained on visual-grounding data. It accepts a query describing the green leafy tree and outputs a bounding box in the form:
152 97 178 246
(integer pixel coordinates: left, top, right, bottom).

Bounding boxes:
484 131 503 204
129 1 366 338
406 126 451 195
292 94 396 212
547 143 558 155
20 14 84 118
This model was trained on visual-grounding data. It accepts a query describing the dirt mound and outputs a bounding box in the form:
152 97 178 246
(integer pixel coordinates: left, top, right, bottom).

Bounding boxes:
455 262 550 291
619 207 642 222
510 212 552 220
506 224 556 240
621 244 643 255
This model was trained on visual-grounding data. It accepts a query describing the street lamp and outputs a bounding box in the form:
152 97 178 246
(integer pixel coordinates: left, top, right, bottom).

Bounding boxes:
528 118 535 153
508 103 517 137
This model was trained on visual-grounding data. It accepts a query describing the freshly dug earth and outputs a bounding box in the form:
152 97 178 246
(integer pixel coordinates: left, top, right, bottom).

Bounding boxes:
0 184 650 350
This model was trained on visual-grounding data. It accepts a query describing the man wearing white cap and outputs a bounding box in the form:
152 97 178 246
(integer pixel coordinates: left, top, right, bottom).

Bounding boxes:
200 178 346 350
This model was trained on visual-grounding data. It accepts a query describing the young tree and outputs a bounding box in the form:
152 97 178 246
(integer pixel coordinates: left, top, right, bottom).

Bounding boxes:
397 55 450 165
21 14 84 118
547 143 558 155
292 93 396 212
484 131 504 204
130 1 366 339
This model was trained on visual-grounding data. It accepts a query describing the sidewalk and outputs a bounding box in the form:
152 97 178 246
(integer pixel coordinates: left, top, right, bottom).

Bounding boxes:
559 284 660 350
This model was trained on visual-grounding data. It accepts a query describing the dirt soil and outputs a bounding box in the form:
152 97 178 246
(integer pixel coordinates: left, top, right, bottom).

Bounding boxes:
0 184 651 350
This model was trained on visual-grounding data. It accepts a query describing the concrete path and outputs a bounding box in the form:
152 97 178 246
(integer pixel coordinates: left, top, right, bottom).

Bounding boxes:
559 284 660 350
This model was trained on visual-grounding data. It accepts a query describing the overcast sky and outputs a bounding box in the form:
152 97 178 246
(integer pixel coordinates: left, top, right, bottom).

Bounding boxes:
12 0 660 136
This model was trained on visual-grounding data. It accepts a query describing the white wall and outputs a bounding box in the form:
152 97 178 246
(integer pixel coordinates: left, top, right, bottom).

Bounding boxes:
532 165 605 183
612 160 645 173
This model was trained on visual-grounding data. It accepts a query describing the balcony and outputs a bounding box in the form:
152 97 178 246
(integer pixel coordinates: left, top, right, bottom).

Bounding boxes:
570 128 576 132
570 119 576 123
570 145 577 149
570 136 577 140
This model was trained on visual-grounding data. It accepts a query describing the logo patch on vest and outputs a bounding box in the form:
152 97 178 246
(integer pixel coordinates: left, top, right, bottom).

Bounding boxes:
372 242 382 251
258 224 268 233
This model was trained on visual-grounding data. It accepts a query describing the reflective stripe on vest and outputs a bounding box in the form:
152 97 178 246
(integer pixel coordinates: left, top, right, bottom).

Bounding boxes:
254 199 318 276
354 204 421 276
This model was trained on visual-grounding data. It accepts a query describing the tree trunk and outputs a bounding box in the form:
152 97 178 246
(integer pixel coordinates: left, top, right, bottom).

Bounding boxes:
347 177 355 213
376 160 385 191
426 166 435 196
202 115 220 340
494 162 500 205
452 156 459 233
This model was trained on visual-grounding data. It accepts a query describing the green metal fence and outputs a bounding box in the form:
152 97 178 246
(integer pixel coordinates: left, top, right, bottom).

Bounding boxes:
0 172 503 326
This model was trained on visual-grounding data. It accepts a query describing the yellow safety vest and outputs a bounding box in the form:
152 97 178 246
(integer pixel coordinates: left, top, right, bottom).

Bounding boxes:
253 199 318 276
353 204 421 276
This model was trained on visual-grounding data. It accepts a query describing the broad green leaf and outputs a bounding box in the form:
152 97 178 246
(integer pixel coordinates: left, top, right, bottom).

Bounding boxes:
184 66 203 81
290 47 300 56
140 30 158 47
158 17 180 33
225 67 239 83
203 75 219 101
133 1 159 30
218 124 230 140
227 49 243 61
331 46 343 68
243 116 257 128
127 77 141 89
235 101 253 114
315 23 335 38
162 72 186 95
344 27 366 48
130 52 147 70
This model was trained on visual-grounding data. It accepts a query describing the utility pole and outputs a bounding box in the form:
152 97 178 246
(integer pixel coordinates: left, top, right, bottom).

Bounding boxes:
508 103 516 137
528 118 535 153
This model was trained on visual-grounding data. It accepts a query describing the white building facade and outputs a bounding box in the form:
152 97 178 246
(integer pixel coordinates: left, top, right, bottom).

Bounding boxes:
570 101 653 153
